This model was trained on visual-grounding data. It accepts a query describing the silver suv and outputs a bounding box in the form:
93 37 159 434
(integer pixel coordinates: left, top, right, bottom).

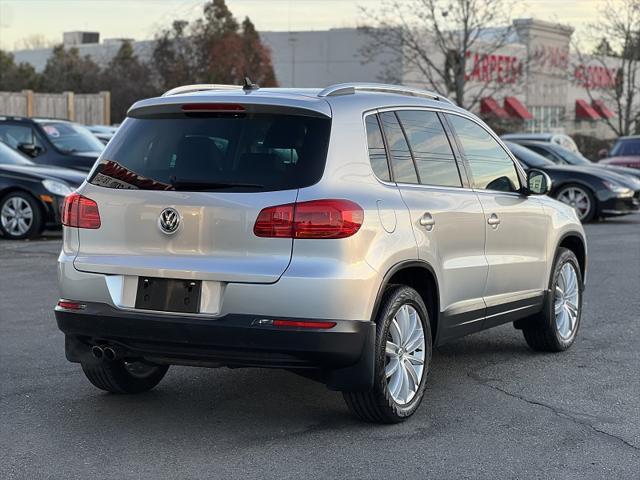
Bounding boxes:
55 82 587 423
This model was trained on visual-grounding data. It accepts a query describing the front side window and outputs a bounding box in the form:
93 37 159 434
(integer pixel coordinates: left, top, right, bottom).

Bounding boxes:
0 124 42 149
446 115 521 192
396 110 462 188
365 115 390 181
379 112 418 183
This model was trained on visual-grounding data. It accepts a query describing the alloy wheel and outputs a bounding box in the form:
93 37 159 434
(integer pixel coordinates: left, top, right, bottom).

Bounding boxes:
385 304 426 405
557 187 591 221
554 262 580 340
1 196 34 237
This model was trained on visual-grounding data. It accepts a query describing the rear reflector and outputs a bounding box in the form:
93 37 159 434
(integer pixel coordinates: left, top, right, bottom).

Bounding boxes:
181 103 245 112
61 193 101 229
56 300 85 310
254 199 363 239
272 320 337 329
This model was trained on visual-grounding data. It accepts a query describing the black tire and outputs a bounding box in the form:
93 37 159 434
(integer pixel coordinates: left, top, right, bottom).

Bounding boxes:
554 184 596 223
343 285 432 423
521 248 583 352
0 191 44 240
81 359 169 394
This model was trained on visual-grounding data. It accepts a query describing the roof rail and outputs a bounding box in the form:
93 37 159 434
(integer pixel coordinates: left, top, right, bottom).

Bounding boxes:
317 82 454 104
162 84 243 97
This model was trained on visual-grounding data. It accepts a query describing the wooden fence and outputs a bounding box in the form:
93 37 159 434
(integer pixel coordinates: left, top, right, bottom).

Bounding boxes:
0 90 111 125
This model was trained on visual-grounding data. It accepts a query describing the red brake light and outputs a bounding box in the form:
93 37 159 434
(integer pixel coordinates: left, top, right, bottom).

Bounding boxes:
253 199 363 239
56 299 85 310
61 193 101 229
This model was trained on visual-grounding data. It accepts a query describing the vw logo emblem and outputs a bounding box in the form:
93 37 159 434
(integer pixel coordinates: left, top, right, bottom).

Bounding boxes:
158 207 180 235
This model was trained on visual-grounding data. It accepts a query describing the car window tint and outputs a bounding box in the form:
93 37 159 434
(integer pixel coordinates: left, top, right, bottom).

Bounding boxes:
89 114 331 192
365 115 390 181
526 145 559 162
396 110 461 187
379 112 418 183
446 115 520 192
0 124 42 149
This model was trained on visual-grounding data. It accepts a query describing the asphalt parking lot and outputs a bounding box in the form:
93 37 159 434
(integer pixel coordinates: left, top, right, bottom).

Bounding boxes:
1 217 639 479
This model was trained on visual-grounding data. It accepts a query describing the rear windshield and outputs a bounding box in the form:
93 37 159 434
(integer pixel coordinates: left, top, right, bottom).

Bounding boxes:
88 113 331 192
611 138 640 157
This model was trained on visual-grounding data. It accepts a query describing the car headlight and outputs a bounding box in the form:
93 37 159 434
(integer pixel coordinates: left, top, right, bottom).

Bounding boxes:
42 179 74 197
603 180 632 195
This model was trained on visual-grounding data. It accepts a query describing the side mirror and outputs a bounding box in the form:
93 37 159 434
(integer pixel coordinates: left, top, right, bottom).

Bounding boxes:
17 143 42 157
526 169 551 195
597 148 609 160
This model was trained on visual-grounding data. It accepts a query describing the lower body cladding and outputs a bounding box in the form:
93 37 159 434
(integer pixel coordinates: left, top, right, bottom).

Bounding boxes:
56 304 375 391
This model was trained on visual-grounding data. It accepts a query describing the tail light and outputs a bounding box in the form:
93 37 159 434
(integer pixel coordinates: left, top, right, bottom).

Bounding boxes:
61 193 101 229
254 199 363 239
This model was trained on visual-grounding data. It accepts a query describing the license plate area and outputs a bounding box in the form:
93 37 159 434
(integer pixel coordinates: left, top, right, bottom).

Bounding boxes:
135 277 202 313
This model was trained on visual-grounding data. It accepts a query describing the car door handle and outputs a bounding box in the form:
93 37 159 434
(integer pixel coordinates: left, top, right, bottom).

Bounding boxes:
420 212 435 231
487 213 501 227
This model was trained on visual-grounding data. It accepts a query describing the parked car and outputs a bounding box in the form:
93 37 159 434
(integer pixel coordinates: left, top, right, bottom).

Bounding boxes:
55 82 588 423
505 138 640 181
0 141 86 239
87 125 118 145
599 135 640 170
505 141 640 221
0 117 104 172
502 132 580 153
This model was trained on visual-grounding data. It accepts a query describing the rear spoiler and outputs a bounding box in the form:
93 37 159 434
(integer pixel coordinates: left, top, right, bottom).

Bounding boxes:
127 94 332 119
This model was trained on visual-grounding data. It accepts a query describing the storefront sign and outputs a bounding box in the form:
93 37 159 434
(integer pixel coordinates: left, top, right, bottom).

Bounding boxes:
574 64 619 89
465 51 521 84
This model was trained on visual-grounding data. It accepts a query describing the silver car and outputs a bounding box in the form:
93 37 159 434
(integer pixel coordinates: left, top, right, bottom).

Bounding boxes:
55 82 587 423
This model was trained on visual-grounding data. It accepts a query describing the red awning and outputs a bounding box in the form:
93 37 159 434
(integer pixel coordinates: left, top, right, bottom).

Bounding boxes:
480 97 509 119
504 96 533 120
591 99 615 118
575 99 601 120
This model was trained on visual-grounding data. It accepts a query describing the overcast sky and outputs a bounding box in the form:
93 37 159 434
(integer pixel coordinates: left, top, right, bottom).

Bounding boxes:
0 0 606 50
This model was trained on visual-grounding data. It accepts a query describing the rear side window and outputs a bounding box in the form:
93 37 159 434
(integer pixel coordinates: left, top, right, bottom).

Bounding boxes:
379 112 418 183
89 113 331 192
365 115 390 181
446 114 521 192
396 110 462 187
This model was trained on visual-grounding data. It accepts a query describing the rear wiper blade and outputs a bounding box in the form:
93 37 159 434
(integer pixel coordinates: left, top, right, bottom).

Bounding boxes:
169 179 264 190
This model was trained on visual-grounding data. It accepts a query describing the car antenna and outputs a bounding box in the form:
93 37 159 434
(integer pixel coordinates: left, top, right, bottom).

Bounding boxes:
243 77 260 92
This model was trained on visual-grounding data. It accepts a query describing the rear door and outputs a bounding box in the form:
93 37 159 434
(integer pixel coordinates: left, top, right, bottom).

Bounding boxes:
445 114 548 326
377 109 488 341
74 109 331 284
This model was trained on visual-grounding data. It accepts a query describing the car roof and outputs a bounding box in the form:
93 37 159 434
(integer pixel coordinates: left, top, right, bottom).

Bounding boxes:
128 83 470 119
618 135 640 140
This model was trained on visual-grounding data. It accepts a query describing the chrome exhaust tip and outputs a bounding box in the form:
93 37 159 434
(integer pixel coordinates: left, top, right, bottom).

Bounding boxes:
91 345 104 359
103 346 117 361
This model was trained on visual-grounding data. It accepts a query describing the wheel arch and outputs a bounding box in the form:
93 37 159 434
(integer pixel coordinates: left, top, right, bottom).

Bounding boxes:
555 231 587 287
371 260 440 340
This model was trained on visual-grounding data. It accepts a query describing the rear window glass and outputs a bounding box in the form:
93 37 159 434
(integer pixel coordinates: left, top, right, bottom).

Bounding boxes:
365 115 391 181
89 114 331 192
611 138 640 157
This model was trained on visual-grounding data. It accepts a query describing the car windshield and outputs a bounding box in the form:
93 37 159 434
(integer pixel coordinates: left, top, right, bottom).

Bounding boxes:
611 138 640 157
505 142 554 168
552 145 591 165
39 121 105 154
0 141 34 165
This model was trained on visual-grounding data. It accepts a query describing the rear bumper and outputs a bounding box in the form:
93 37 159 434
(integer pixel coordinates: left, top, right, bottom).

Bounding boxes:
55 302 375 391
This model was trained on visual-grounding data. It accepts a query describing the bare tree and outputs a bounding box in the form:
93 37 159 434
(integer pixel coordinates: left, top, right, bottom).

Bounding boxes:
14 34 55 50
574 0 639 137
359 0 517 109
